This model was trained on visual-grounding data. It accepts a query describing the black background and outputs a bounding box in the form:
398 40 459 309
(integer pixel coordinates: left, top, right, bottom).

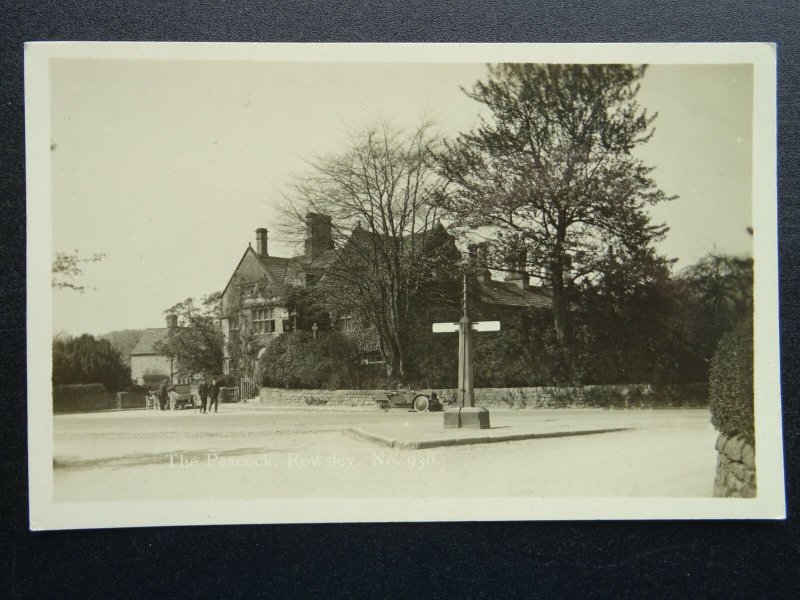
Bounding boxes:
2 2 798 598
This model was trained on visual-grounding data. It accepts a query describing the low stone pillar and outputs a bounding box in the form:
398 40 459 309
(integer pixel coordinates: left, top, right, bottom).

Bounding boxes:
713 433 756 498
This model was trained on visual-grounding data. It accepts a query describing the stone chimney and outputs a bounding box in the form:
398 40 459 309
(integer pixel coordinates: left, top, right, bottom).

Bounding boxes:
304 213 334 257
468 242 490 266
504 271 530 290
503 248 530 290
467 243 479 268
166 314 178 329
256 228 269 257
468 242 493 284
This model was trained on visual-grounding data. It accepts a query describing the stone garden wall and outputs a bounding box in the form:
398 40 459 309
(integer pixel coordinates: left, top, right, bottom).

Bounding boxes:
713 433 756 498
258 383 708 409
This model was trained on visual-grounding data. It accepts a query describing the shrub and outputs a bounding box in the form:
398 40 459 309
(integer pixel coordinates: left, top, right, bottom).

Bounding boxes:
53 334 131 393
257 332 360 389
708 318 754 444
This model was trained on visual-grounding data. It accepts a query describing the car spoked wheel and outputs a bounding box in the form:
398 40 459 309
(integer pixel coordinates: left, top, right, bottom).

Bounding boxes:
413 395 430 412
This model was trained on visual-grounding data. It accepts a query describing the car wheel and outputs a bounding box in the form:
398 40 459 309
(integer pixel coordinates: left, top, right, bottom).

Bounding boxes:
413 395 430 412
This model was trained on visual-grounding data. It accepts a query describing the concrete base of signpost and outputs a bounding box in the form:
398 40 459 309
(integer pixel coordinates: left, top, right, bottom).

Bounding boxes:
443 406 491 429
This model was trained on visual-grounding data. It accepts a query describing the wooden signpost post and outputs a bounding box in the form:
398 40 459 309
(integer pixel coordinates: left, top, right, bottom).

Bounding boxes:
433 272 499 429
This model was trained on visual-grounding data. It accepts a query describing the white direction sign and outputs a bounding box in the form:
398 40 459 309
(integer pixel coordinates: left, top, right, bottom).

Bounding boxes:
471 320 500 332
432 321 500 333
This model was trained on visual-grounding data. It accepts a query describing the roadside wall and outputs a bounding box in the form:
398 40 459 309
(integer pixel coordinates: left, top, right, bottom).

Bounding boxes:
258 383 708 408
115 391 148 409
713 433 756 498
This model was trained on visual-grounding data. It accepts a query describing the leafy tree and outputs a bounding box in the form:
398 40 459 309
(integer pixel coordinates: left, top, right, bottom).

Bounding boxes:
436 64 674 341
574 247 693 384
154 292 224 377
52 250 105 292
677 253 753 365
282 122 461 380
52 334 131 392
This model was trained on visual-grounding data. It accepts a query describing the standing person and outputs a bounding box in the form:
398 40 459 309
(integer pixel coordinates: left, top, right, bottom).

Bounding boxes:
158 377 173 411
208 376 221 413
197 378 209 414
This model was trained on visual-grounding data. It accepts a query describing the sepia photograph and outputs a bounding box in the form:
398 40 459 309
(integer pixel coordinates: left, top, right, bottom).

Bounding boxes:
25 43 783 529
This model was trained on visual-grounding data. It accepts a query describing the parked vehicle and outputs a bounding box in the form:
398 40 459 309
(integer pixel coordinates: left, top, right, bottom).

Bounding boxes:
374 390 444 412
168 385 196 410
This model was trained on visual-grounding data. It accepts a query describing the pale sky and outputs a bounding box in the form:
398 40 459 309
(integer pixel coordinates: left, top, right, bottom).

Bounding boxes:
50 60 753 336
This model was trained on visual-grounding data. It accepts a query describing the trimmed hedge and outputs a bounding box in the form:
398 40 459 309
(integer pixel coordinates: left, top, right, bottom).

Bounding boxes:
53 383 115 413
709 318 754 445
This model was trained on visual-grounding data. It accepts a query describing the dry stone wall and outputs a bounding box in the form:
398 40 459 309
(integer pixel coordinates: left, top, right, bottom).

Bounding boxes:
258 383 707 409
713 433 756 498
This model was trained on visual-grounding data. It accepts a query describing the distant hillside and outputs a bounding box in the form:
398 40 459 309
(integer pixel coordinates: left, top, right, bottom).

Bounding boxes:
99 329 146 366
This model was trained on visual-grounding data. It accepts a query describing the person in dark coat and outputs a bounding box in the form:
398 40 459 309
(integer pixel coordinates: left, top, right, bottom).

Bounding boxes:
158 378 173 411
197 379 209 414
208 376 222 413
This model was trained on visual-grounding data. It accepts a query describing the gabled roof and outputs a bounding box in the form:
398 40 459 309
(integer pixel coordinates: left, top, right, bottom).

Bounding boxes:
220 246 281 300
222 244 341 302
131 328 168 356
220 223 549 312
476 278 552 309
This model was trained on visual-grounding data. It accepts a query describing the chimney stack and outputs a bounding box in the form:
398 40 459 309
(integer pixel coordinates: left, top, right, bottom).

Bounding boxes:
503 247 530 291
166 314 178 329
304 213 334 258
256 228 269 257
467 243 479 268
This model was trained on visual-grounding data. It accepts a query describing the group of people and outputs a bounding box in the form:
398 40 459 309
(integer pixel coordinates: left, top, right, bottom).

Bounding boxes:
195 376 223 414
154 376 224 413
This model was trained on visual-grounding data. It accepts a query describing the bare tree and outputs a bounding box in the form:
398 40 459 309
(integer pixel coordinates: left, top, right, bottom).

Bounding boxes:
52 250 105 292
281 122 459 380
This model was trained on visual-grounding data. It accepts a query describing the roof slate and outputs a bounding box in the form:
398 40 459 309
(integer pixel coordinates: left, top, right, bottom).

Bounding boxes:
476 278 552 309
232 224 550 312
131 328 168 355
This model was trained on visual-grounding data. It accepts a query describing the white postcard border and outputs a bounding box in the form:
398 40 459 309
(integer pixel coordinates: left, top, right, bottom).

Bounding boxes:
26 42 784 530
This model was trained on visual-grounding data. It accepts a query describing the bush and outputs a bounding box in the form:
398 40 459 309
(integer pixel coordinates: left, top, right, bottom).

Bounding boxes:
257 332 360 389
53 334 131 393
709 318 754 444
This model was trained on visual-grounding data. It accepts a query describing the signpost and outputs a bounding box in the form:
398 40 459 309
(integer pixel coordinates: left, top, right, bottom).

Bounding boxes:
433 272 499 429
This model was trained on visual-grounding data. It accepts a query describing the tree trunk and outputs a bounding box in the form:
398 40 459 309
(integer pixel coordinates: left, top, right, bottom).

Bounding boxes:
551 227 570 341
552 273 568 341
